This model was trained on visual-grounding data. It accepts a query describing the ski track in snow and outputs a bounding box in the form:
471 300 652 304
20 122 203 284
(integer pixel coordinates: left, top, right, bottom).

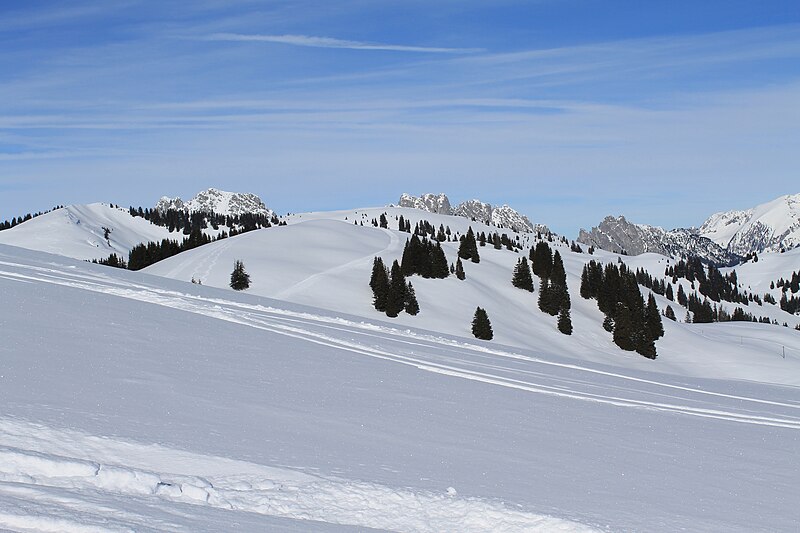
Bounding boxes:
0 419 594 533
2 260 800 431
275 227 400 299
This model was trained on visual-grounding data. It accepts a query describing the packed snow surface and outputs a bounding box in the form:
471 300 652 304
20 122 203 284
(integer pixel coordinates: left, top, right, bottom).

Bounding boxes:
2 244 800 531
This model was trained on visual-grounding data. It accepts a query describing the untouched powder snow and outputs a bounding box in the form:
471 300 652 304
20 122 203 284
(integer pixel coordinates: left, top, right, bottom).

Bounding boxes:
146 207 800 386
2 244 800 531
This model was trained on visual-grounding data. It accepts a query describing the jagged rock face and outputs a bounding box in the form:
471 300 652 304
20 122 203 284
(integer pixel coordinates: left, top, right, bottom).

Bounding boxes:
155 196 184 213
156 188 273 217
453 199 492 224
397 193 544 233
698 194 800 255
490 205 539 234
578 216 739 265
398 193 452 214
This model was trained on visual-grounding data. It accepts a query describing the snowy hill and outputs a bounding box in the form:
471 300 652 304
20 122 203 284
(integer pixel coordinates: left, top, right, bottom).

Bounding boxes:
2 243 800 531
578 215 739 265
699 193 800 255
0 203 177 261
396 193 545 233
146 206 800 385
157 187 274 217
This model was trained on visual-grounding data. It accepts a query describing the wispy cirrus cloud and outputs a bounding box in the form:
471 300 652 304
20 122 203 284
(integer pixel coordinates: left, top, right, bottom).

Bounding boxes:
204 33 483 54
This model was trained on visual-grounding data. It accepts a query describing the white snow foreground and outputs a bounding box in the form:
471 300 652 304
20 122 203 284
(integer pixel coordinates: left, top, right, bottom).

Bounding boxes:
0 420 584 533
2 244 800 531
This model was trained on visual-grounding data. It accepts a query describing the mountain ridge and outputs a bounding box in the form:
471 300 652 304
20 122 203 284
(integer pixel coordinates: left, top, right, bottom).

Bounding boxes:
395 192 548 234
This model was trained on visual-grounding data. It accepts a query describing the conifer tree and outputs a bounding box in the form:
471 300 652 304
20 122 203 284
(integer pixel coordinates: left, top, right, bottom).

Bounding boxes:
385 260 406 318
404 281 420 315
430 242 450 278
612 303 636 351
511 257 534 292
644 293 665 340
230 260 251 291
458 227 480 263
455 257 466 280
665 283 674 301
665 305 676 321
531 242 553 279
471 307 493 340
677 284 688 307
370 257 390 311
557 306 573 335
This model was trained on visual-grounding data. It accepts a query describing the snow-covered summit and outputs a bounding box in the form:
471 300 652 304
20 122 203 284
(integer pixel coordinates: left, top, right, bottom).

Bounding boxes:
396 193 544 233
157 188 273 217
698 193 800 255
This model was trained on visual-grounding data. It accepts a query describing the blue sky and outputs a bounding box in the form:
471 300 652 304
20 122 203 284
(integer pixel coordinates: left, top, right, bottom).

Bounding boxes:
1 0 799 235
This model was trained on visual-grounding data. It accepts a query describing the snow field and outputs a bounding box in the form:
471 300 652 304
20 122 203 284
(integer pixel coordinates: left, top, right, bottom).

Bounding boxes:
147 208 800 385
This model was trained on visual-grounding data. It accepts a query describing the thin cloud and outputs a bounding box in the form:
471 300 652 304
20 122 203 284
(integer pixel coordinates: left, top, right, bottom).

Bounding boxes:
205 33 482 54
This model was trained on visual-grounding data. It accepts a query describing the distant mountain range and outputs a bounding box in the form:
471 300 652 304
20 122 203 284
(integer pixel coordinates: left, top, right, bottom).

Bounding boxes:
578 193 800 264
395 193 549 234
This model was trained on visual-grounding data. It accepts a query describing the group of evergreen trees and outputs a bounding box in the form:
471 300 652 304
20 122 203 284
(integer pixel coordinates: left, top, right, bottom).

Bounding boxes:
529 242 572 335
127 227 215 271
458 227 481 263
370 257 419 318
93 208 279 272
664 258 749 305
580 260 663 358
400 235 449 279
129 206 278 234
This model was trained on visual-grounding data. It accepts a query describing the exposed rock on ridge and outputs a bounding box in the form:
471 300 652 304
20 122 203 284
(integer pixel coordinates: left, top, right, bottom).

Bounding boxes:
578 215 739 265
157 188 273 217
396 193 546 233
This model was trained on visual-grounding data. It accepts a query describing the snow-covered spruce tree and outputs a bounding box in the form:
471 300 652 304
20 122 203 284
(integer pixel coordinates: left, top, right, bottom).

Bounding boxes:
230 260 251 291
455 257 466 280
370 257 390 312
471 307 493 340
404 281 420 315
512 257 534 292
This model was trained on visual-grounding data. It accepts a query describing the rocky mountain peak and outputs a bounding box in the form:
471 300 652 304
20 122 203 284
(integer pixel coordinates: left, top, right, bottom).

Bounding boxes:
156 188 273 217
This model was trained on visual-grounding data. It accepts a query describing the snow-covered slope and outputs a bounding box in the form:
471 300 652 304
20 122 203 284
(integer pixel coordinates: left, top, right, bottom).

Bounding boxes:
578 215 739 265
396 193 545 233
157 187 273 217
0 203 177 260
146 206 800 384
3 244 800 531
699 193 800 254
